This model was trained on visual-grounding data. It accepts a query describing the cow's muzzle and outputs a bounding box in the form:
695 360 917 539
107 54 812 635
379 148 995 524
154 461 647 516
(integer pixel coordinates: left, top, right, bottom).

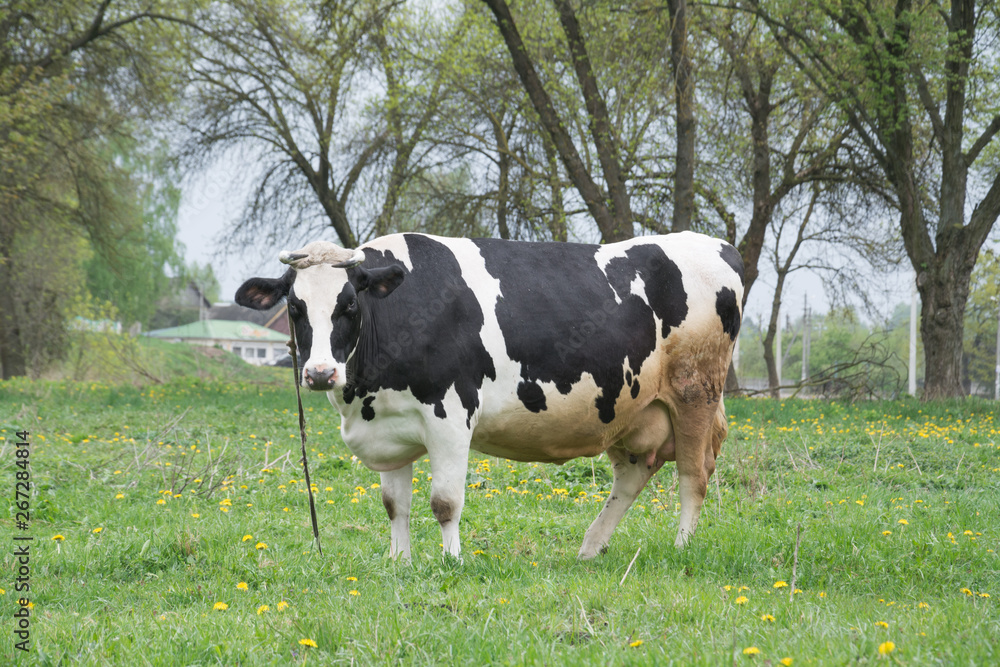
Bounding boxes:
303 365 338 391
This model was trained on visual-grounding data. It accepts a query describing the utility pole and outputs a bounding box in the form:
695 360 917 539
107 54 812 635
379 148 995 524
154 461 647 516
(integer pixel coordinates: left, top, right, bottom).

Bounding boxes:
801 294 810 384
909 281 918 397
994 295 999 401
776 306 782 392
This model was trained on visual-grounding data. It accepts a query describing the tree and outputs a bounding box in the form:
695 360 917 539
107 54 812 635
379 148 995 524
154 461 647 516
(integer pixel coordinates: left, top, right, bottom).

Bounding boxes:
748 0 1000 398
1 0 188 378
176 0 451 250
480 0 642 242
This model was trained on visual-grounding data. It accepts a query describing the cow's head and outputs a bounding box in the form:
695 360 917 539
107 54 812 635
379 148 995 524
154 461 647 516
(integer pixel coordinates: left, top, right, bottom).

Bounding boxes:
235 241 405 391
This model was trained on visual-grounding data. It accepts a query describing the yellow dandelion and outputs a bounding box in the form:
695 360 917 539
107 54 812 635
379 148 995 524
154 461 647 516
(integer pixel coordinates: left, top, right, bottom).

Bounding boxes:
156 498 166 505
277 600 289 611
255 542 267 550
918 602 929 609
961 588 973 596
898 519 909 525
875 621 889 629
629 639 643 648
780 659 793 666
242 534 253 542
878 641 895 655
92 527 103 534
743 646 761 655
349 590 360 596
346 576 357 582
115 493 124 499
978 592 990 598
735 596 749 605
237 582 248 591
882 530 892 536
298 638 318 648
52 535 65 541
213 602 229 611
256 605 269 615
773 581 788 589
191 513 201 518
761 614 775 622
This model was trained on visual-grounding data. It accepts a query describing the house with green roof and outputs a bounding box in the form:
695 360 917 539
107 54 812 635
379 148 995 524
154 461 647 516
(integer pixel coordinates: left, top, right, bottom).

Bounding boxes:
145 320 289 366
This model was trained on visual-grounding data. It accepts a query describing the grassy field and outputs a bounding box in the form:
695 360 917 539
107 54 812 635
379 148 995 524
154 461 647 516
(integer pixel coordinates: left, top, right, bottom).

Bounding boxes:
1 362 998 665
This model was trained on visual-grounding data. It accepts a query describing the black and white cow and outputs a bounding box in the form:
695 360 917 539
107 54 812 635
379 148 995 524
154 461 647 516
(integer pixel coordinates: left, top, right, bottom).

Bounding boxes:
236 232 743 559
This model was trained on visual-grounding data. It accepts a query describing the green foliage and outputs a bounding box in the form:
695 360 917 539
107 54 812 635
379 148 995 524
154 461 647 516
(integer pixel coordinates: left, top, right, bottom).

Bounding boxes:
1 386 998 665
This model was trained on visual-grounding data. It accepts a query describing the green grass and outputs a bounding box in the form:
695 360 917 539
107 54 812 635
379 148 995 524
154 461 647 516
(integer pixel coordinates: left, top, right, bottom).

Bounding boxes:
1 374 998 665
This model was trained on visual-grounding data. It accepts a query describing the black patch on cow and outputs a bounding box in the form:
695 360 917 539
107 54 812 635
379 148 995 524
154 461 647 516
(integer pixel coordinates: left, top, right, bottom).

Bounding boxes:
517 381 547 413
719 244 745 283
630 380 640 399
345 234 496 428
625 370 632 385
716 286 741 341
472 239 688 424
604 244 688 339
361 396 376 421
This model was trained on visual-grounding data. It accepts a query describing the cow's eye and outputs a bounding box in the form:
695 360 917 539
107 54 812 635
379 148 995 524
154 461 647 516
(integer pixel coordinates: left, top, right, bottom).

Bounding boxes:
288 303 300 318
347 298 358 312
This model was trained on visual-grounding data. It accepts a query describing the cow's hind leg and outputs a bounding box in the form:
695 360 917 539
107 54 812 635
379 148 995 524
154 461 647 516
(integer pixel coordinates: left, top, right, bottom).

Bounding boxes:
673 400 727 548
380 463 414 560
578 446 661 559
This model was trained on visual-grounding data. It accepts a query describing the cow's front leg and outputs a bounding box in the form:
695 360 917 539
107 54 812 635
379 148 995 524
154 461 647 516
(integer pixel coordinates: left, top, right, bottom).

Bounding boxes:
380 463 413 560
427 444 471 559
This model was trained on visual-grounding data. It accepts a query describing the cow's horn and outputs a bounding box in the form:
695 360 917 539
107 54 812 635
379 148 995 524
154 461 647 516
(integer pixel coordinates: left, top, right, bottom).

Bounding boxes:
330 248 365 268
277 242 364 269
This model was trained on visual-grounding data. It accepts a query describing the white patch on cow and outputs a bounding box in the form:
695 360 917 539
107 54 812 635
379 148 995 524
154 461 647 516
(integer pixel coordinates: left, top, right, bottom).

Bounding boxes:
593 243 631 304
364 234 413 271
291 263 351 387
442 238 520 400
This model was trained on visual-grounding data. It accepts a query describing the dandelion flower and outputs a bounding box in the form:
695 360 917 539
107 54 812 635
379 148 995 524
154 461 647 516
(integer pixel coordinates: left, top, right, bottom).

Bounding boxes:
298 638 318 648
629 640 643 648
255 542 268 550
780 659 793 666
115 494 124 499
878 641 895 655
156 498 166 505
277 600 289 611
875 621 889 629
743 646 761 655
191 513 200 518
773 581 788 589
256 605 269 615
735 596 749 605
349 590 360 596
213 602 228 611
761 614 775 622
918 602 929 609
237 582 248 591
898 519 909 525
961 588 973 596
346 576 357 582
52 535 65 541
92 527 103 534
242 534 253 542
882 530 892 536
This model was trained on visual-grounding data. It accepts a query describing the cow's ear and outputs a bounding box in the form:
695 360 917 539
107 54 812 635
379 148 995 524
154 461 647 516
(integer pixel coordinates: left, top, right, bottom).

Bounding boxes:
355 265 405 299
235 271 292 310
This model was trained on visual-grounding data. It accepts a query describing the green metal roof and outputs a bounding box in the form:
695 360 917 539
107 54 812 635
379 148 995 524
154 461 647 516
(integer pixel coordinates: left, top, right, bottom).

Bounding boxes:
146 320 288 342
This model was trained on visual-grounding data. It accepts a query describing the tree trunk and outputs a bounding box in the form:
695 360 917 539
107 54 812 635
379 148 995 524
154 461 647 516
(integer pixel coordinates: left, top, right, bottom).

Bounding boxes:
0 238 27 379
917 250 976 399
482 0 633 243
667 0 695 232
